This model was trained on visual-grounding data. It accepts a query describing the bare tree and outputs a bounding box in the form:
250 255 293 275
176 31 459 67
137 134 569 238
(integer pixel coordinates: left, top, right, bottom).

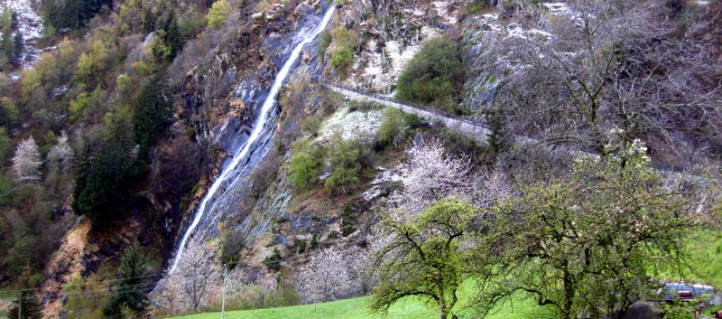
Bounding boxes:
11 136 42 183
295 246 368 308
154 236 221 312
224 266 279 308
47 132 74 172
473 0 722 166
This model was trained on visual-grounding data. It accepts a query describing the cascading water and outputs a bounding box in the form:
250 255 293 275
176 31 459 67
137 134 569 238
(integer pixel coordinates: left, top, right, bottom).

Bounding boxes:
169 5 336 274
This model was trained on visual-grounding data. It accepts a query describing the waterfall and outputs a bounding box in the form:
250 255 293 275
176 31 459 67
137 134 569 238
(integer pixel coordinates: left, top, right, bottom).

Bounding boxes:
169 6 336 274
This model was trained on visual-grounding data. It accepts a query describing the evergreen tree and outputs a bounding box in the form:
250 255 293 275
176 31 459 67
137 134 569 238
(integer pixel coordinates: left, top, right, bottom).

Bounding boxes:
61 0 82 29
43 0 61 32
1 9 13 63
133 69 172 158
72 121 134 227
8 291 42 319
102 244 150 319
12 32 23 66
142 8 156 34
161 10 182 61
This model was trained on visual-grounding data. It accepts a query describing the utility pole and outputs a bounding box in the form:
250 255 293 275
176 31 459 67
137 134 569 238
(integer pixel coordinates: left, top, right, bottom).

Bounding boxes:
221 264 227 319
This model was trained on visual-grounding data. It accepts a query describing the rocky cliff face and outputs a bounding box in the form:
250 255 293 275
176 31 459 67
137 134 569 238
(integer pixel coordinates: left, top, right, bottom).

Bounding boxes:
0 0 43 70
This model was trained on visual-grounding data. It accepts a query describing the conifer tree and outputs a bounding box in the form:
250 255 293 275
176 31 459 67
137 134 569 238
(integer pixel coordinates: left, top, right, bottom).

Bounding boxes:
72 121 134 227
142 8 156 34
160 10 182 61
8 291 42 319
102 244 150 319
133 68 172 158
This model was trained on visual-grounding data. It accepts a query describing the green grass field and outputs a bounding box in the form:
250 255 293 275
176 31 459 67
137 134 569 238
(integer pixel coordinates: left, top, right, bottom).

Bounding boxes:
682 230 722 287
168 230 722 319
167 294 551 319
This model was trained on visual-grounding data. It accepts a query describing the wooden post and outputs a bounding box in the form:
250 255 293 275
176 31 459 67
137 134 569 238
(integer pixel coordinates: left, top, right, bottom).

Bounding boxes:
221 264 227 319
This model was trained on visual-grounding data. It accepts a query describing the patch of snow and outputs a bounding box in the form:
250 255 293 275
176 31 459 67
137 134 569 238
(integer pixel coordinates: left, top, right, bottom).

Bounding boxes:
432 1 458 25
507 23 553 40
0 0 44 69
543 2 584 26
544 2 574 15
50 85 69 98
362 164 406 201
318 105 384 143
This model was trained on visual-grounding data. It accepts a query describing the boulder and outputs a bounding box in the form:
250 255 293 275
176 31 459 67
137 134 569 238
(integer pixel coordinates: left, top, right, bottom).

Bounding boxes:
621 301 660 319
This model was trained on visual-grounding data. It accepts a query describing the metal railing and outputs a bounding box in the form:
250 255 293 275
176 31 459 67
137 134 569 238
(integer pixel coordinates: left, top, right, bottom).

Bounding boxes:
312 77 488 129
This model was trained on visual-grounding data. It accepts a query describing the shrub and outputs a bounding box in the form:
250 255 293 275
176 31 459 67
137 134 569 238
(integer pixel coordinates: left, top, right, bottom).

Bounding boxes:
397 37 464 112
289 138 325 191
330 28 356 70
208 0 232 29
324 134 361 194
316 30 331 61
376 108 406 148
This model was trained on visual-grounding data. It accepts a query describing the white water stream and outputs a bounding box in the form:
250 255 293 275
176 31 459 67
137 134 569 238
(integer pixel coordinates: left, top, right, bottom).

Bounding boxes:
169 6 336 273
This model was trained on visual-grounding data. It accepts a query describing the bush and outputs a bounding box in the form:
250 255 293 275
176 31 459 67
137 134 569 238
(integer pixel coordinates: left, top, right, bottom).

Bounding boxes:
330 28 356 70
316 29 331 61
324 134 361 194
397 37 465 112
289 138 325 191
376 108 406 148
207 0 232 29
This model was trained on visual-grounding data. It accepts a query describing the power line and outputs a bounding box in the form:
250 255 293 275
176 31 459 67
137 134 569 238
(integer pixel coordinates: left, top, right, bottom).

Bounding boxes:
0 272 165 295
0 240 366 302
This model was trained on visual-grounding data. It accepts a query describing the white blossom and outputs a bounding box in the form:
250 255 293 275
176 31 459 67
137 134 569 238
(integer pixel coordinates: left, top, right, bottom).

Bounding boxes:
295 246 368 305
11 137 42 183
47 132 74 172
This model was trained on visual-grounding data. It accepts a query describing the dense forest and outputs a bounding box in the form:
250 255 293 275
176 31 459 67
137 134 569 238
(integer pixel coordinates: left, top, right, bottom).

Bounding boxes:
0 0 720 318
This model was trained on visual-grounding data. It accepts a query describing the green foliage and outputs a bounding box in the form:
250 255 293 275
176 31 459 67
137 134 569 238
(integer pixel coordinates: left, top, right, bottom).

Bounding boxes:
263 248 282 272
72 122 135 227
324 134 360 194
220 229 246 266
289 138 325 191
43 0 112 30
159 10 183 62
133 69 172 157
208 0 232 29
8 291 42 319
116 74 132 95
478 140 692 319
329 28 356 70
372 198 477 319
397 37 464 112
300 116 322 136
76 40 109 86
102 244 150 319
310 234 319 250
0 96 19 125
316 30 332 61
662 300 696 319
166 291 552 319
1 9 16 67
69 86 104 122
179 5 207 38
0 173 13 205
62 275 106 318
142 8 156 34
376 108 406 148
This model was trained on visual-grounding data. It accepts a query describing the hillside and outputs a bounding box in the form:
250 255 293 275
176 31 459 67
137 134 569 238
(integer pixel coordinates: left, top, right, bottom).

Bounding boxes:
0 0 720 318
